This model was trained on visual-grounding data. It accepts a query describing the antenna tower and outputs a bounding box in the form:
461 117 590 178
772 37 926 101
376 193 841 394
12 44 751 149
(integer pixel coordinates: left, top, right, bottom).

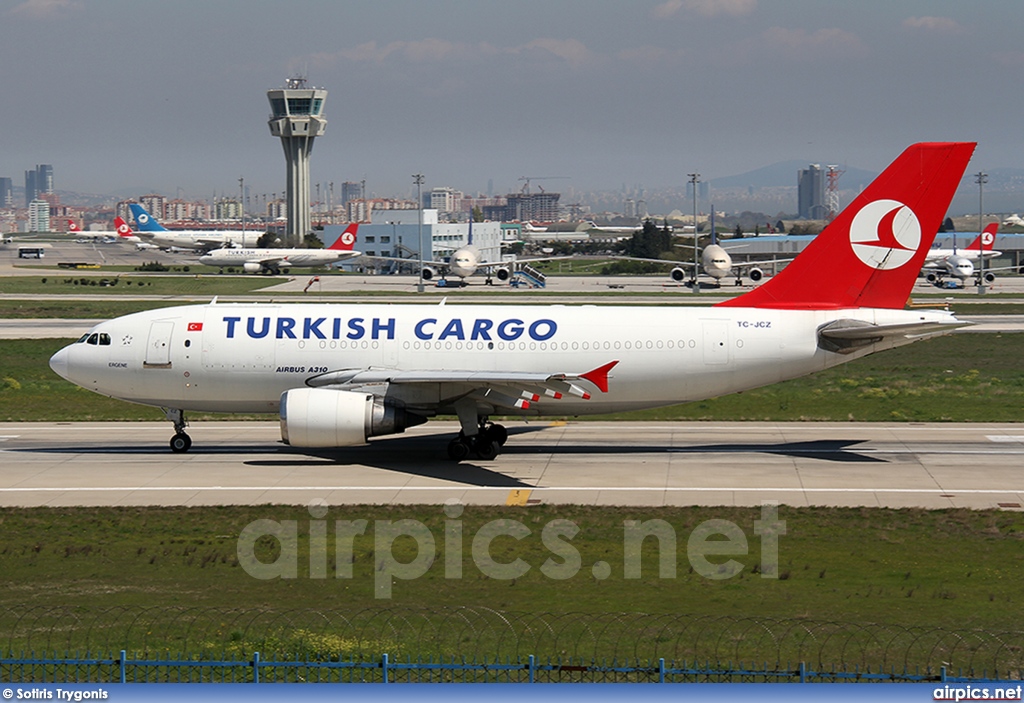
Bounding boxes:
826 165 845 221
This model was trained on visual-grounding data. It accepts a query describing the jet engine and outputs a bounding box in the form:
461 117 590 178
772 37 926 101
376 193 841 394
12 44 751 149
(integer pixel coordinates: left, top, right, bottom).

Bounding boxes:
495 266 512 281
279 388 426 448
243 262 263 273
925 272 940 284
670 267 686 282
981 271 996 284
421 266 436 281
747 267 764 282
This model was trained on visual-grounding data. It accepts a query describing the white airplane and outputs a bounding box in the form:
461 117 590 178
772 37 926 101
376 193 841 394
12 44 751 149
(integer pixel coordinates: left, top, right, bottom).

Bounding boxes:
921 223 1013 287
1002 214 1024 227
50 142 974 459
113 217 160 251
375 221 565 285
199 224 361 274
66 220 118 238
129 204 258 250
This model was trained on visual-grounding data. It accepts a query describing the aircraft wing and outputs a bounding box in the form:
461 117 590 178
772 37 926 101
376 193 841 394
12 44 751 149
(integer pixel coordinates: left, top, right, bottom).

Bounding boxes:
306 360 620 408
817 318 970 354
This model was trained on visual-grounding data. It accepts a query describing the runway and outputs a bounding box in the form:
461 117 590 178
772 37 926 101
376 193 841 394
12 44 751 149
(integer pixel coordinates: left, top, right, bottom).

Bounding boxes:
1 421 1023 510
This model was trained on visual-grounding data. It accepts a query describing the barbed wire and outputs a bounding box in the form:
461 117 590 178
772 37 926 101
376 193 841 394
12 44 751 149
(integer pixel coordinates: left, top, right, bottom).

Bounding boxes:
1 606 1020 677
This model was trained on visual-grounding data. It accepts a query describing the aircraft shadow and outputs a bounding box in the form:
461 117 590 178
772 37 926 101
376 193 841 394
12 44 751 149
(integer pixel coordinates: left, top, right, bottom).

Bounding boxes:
500 439 884 463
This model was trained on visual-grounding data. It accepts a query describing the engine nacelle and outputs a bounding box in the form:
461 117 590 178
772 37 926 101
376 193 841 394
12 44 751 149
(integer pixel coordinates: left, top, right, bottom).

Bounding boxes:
421 266 436 281
926 272 940 283
242 262 263 273
747 267 764 282
279 388 426 448
670 267 686 282
982 272 996 284
495 266 512 281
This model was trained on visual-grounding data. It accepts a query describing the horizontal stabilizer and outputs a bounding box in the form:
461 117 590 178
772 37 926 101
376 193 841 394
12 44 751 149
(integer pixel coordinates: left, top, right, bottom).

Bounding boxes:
817 318 970 354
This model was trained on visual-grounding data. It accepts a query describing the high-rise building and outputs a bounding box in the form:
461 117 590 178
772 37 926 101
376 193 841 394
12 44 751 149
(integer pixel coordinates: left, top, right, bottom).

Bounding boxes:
24 165 53 207
28 199 50 232
0 178 12 208
504 192 560 222
798 164 825 219
267 77 327 244
341 181 361 208
139 194 167 220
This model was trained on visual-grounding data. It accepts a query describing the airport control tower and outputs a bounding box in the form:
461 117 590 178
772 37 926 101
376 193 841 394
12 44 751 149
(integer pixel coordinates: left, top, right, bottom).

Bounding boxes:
267 77 327 245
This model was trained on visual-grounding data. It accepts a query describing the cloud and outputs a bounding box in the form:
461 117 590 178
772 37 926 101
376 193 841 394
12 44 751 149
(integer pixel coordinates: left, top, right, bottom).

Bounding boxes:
902 16 962 33
8 0 81 20
652 0 757 19
304 37 596 70
761 26 866 56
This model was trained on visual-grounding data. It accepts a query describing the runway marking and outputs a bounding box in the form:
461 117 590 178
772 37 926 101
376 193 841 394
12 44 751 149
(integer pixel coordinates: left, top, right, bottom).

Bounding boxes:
0 486 1022 495
506 489 532 506
986 435 1024 442
0 436 19 441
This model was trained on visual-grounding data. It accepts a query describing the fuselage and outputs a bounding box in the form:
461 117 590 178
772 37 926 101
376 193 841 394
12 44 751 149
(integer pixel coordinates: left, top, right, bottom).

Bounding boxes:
49 302 958 417
199 247 358 268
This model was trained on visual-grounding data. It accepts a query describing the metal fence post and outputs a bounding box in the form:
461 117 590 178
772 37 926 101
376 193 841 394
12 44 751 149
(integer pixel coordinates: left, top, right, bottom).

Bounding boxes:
799 661 806 683
253 651 259 684
528 654 535 683
659 658 665 683
382 653 389 684
941 666 947 682
119 650 126 684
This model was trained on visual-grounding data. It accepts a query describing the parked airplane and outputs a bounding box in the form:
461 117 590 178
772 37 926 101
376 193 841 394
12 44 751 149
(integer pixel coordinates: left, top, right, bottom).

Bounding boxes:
375 220 565 285
199 224 361 274
49 142 974 458
921 223 1013 287
67 220 118 238
1002 214 1024 227
129 204 257 250
113 217 160 251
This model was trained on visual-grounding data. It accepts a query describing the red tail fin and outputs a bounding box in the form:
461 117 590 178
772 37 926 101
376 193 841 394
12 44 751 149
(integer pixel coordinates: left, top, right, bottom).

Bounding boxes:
328 223 359 251
963 222 998 251
114 217 133 238
67 219 80 232
719 142 975 310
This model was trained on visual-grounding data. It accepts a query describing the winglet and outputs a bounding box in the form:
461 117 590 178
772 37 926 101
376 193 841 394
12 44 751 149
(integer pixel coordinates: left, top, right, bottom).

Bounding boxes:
580 360 619 394
328 222 359 251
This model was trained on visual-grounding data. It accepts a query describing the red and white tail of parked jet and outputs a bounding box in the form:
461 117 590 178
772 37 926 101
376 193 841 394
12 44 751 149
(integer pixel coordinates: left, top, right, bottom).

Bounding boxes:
51 142 976 458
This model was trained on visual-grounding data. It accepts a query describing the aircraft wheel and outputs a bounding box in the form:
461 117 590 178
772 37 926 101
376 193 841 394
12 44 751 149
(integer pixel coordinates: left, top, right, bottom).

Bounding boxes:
473 438 501 461
447 437 471 462
485 423 508 446
170 432 192 453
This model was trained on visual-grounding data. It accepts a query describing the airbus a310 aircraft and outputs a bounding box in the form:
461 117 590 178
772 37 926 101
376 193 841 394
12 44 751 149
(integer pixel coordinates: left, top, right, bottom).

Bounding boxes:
50 142 975 459
199 223 361 274
129 204 257 250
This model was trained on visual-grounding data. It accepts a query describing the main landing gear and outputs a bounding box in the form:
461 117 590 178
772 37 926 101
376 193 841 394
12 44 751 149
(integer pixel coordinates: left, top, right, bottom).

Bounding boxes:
163 408 192 453
447 419 508 462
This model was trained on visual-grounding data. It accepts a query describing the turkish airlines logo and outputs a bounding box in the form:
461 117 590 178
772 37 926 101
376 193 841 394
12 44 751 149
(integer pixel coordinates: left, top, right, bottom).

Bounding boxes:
849 199 921 270
117 223 130 235
982 231 995 247
341 231 355 246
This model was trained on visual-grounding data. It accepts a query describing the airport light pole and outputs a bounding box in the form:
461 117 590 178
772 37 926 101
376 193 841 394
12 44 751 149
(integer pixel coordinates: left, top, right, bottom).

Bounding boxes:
238 177 246 246
975 171 988 294
413 173 425 293
688 173 700 293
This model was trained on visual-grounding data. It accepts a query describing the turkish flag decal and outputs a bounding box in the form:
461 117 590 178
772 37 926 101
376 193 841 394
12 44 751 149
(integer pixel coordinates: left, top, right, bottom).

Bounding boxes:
187 322 203 332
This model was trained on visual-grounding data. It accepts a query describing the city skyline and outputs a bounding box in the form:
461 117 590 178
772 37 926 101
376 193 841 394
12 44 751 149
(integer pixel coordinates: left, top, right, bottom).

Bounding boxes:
1 1 1023 206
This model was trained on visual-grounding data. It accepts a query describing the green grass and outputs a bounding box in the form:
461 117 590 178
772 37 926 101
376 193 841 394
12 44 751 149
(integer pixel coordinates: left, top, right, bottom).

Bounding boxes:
5 334 1024 423
0 275 281 297
0 504 1021 660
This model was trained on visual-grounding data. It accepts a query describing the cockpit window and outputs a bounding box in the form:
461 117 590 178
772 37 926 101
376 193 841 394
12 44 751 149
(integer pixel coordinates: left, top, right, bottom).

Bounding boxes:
76 334 89 343
99 333 111 346
86 333 99 345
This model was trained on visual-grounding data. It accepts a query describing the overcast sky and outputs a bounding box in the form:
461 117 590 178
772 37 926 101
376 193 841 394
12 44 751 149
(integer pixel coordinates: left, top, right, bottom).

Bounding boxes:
2 0 1021 202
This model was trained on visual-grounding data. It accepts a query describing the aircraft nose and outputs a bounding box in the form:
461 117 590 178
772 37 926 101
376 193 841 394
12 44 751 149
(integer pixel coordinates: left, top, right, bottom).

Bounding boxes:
49 345 70 381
